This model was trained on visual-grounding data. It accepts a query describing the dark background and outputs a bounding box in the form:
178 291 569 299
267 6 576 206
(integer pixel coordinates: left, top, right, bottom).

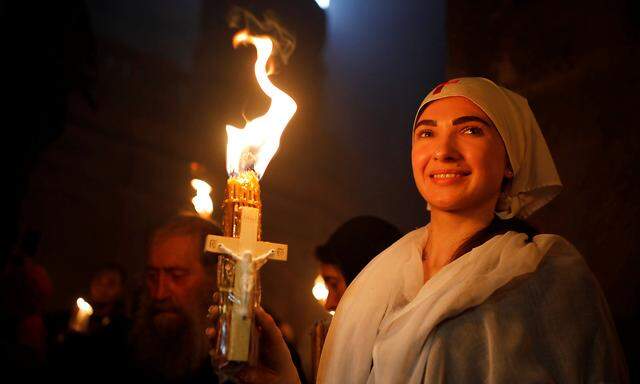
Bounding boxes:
3 0 638 379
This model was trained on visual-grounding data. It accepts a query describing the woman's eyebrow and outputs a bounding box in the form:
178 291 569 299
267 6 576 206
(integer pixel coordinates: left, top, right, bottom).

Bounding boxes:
413 119 437 131
452 116 492 126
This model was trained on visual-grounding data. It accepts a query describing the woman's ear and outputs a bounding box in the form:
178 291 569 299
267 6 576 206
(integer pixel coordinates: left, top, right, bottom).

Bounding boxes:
501 162 514 193
504 156 514 179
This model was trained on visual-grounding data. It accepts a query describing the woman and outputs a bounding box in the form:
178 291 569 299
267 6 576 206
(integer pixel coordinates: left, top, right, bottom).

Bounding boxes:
214 77 628 383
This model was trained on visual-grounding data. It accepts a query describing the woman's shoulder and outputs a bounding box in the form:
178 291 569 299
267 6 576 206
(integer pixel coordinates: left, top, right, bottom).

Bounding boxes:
531 233 595 284
424 233 627 383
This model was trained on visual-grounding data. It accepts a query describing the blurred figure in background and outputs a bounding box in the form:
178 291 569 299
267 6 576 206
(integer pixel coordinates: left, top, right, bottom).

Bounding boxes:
315 216 402 311
129 215 222 383
0 230 52 380
310 216 402 380
47 262 131 381
88 263 128 325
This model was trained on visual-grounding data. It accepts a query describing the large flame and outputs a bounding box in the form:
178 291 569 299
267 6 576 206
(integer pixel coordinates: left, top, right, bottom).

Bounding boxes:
226 30 297 179
191 179 214 218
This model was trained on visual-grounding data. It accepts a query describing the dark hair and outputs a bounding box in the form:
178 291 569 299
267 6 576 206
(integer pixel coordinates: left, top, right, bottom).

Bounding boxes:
451 215 539 261
315 216 403 284
149 215 223 270
92 262 128 284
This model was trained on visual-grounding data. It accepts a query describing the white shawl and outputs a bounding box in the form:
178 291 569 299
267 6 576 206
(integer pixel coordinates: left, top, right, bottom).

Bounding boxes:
317 226 566 383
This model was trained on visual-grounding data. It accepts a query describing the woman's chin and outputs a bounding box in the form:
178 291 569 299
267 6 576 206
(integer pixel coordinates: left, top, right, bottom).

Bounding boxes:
425 195 469 211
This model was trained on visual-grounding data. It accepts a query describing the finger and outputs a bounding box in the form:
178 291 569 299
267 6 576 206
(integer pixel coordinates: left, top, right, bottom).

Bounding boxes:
254 307 282 344
205 326 216 338
208 304 219 316
212 291 221 303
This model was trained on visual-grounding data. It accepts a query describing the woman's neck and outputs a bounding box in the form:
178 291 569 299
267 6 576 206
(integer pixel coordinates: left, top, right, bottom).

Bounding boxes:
422 206 494 282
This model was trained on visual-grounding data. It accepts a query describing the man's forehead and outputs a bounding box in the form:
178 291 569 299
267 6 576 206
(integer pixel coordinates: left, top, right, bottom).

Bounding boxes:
148 234 201 267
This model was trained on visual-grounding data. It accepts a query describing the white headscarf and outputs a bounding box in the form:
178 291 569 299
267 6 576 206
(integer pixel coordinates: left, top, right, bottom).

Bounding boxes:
415 77 562 219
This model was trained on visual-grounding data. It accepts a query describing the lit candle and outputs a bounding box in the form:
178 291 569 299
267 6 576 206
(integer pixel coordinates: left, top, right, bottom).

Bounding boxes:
69 297 93 333
191 178 214 218
312 274 329 307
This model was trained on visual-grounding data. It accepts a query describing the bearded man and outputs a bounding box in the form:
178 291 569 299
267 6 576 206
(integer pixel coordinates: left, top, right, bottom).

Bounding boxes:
129 215 221 383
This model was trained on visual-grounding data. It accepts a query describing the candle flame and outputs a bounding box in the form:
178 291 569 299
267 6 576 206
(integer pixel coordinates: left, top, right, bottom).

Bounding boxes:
226 30 297 179
76 297 93 315
191 179 214 218
312 275 329 303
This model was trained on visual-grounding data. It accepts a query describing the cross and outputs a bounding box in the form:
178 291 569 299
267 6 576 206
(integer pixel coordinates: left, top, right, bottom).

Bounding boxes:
432 79 460 95
204 206 287 361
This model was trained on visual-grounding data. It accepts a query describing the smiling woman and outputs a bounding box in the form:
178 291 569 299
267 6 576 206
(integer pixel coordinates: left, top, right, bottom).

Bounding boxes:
223 78 629 384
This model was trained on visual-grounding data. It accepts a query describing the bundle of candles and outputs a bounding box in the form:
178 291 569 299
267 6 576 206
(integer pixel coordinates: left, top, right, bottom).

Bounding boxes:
204 28 296 373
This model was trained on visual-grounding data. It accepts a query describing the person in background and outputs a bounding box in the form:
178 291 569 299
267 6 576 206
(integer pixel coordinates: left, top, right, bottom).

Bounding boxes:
129 214 222 383
315 216 402 311
48 262 132 381
88 263 128 326
0 230 52 381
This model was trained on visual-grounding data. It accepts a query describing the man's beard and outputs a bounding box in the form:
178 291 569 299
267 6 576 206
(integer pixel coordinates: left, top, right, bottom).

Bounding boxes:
130 289 211 380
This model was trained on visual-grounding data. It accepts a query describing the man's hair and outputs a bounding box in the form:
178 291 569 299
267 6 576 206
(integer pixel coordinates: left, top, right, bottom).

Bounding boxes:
149 215 223 270
315 216 403 284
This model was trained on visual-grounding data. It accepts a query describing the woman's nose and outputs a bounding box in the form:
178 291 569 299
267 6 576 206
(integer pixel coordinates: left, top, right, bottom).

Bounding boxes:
433 134 461 162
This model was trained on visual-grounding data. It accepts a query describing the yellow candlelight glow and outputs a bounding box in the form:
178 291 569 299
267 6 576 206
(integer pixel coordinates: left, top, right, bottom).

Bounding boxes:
69 297 93 333
191 178 214 218
76 297 93 315
225 30 297 179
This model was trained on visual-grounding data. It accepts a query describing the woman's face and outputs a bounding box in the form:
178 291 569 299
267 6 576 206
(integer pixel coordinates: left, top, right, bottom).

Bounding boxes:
411 96 511 215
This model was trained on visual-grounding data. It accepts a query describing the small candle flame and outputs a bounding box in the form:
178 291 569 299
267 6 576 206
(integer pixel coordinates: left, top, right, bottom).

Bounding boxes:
225 30 297 179
312 275 329 303
76 297 93 316
191 179 214 218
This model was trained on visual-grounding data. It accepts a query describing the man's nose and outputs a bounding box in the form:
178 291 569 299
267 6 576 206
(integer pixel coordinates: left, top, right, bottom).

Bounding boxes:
151 274 171 301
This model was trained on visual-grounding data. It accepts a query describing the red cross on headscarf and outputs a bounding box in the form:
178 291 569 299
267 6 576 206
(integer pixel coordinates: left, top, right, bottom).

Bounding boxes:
432 79 460 95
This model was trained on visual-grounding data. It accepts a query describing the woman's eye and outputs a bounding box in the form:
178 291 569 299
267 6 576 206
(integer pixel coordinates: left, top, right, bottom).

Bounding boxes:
462 126 483 136
416 129 433 138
